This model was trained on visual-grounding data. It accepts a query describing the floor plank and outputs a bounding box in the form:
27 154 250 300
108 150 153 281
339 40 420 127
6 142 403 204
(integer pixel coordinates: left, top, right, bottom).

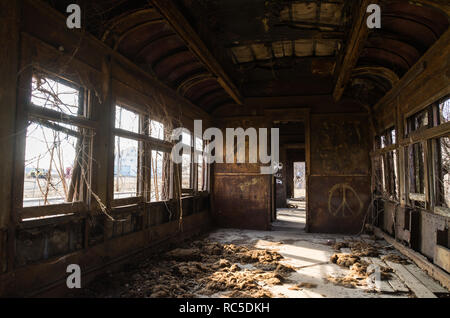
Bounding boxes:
363 257 395 293
385 261 437 298
404 264 448 294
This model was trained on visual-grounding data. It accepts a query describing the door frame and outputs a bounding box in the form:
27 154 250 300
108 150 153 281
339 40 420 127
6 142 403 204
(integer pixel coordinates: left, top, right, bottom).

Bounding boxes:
264 108 310 231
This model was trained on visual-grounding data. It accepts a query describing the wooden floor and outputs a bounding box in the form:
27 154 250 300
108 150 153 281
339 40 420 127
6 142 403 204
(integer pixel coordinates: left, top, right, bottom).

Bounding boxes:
207 205 449 298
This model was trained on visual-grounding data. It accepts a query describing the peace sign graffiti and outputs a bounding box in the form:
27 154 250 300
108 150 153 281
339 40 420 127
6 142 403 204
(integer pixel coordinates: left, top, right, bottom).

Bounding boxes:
328 183 363 217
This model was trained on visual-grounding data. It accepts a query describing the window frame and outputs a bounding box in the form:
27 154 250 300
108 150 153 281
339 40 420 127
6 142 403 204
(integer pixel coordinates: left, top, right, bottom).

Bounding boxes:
403 97 450 214
195 136 207 193
112 104 174 207
375 127 399 201
20 70 94 220
433 135 450 216
112 104 144 206
180 130 194 194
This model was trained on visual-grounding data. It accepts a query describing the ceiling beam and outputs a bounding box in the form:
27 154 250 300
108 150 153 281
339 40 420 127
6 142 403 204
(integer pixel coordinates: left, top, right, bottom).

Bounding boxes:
152 0 244 105
333 0 374 102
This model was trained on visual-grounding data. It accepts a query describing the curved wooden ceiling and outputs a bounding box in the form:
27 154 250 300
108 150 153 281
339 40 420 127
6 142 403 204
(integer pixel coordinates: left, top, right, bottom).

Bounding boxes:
47 0 449 111
100 6 233 113
350 1 449 105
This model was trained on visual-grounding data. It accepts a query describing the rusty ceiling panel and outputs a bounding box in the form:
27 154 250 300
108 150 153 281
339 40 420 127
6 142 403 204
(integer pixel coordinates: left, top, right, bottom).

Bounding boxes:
290 2 317 23
319 3 344 26
294 40 314 57
315 39 338 56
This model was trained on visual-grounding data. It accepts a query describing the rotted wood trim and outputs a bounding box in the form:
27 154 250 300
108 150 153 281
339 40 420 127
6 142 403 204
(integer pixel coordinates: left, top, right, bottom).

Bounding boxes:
371 225 450 290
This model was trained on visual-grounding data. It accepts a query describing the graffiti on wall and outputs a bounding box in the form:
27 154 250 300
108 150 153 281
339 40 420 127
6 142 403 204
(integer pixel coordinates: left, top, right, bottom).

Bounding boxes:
328 183 364 217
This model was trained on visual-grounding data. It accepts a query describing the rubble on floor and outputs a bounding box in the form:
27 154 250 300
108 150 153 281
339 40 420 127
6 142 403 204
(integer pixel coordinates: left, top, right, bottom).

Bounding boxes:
382 253 410 265
75 239 297 298
71 211 449 299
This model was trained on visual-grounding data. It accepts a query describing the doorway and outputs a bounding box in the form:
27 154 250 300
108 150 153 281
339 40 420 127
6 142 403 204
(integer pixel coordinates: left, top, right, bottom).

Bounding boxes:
293 162 306 199
272 118 309 231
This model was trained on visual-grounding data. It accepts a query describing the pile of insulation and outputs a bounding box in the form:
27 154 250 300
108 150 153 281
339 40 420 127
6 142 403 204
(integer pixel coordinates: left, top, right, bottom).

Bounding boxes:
74 240 296 298
327 241 393 289
328 253 370 288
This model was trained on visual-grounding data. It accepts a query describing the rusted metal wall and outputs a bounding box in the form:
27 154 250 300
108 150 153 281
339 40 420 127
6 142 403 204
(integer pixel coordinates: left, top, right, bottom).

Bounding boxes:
212 118 272 230
308 114 371 234
213 173 271 230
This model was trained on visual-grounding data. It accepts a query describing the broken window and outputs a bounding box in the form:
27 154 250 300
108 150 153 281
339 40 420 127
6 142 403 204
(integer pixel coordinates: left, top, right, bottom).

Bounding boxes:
115 105 139 133
24 123 80 207
114 105 143 200
182 153 191 190
150 150 171 202
434 96 450 126
24 73 91 210
196 137 205 192
435 136 450 212
114 136 139 199
407 107 432 136
181 132 192 190
376 127 398 200
31 74 83 116
408 142 426 207
150 120 164 140
382 150 399 200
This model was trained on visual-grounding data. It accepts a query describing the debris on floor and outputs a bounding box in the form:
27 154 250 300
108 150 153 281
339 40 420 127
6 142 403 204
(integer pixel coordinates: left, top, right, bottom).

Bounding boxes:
75 239 296 298
330 253 360 267
330 242 349 251
382 254 410 265
289 283 318 290
350 241 380 257
71 209 449 299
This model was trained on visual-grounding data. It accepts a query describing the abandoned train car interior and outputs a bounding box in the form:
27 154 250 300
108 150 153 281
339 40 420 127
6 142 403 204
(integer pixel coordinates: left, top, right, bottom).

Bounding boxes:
0 0 450 301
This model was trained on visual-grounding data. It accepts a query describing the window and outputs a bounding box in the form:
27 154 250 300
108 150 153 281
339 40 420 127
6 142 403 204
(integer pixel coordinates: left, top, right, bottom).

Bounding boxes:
114 136 139 199
150 150 171 202
376 127 398 200
114 105 143 200
407 107 432 136
181 131 192 190
115 106 139 133
408 142 426 207
150 120 164 140
436 96 450 125
31 75 83 116
196 137 205 192
435 136 450 211
23 73 90 209
182 153 191 190
149 120 170 202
